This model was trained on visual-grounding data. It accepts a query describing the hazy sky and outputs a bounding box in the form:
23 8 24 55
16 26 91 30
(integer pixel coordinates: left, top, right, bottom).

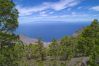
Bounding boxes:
14 0 99 24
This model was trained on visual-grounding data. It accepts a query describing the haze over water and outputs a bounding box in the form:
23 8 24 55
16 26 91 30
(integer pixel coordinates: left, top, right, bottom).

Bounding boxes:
16 21 91 42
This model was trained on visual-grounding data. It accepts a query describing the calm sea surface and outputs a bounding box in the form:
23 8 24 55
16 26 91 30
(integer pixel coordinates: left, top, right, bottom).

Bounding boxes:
16 22 91 42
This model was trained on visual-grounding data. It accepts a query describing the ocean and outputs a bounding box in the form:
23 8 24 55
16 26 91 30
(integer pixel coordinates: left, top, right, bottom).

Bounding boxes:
16 22 91 42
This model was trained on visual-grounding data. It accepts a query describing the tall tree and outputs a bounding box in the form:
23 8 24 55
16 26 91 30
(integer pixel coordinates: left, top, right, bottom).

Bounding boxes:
36 39 45 61
0 0 20 66
0 0 18 32
77 19 99 66
60 36 74 60
0 0 19 47
49 39 59 60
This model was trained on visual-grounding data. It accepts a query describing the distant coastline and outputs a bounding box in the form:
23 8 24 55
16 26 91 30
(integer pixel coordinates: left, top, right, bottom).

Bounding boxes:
19 35 50 47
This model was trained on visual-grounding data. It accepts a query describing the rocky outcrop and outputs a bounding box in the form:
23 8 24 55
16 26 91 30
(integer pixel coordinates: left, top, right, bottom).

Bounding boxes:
68 57 89 66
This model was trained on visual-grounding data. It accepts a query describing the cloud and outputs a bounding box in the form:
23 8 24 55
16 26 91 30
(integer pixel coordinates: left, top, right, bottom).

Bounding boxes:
16 5 49 16
19 12 99 24
90 6 99 11
39 11 48 16
16 0 82 16
39 11 54 16
47 0 80 11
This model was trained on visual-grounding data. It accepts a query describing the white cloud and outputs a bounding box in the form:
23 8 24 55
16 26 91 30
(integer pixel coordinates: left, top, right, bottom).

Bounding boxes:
19 13 99 24
39 11 48 16
17 0 82 16
90 6 99 11
16 5 48 16
48 0 80 11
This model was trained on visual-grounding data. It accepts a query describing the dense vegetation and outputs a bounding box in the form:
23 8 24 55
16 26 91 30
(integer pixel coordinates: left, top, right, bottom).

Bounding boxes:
0 0 99 66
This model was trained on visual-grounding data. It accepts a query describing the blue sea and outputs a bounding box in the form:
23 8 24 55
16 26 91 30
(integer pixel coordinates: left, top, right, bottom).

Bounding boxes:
16 22 91 42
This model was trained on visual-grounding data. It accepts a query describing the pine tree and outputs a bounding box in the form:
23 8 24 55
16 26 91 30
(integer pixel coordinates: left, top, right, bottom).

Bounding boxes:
77 19 99 66
37 39 45 61
0 0 20 66
49 39 59 60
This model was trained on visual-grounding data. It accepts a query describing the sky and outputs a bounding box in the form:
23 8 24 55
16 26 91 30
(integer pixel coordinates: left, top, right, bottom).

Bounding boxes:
14 0 99 24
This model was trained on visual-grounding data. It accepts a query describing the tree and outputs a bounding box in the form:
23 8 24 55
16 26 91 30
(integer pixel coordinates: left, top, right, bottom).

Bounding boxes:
59 36 75 60
77 19 99 66
0 0 18 32
49 39 59 60
0 0 19 47
0 0 19 66
36 39 45 61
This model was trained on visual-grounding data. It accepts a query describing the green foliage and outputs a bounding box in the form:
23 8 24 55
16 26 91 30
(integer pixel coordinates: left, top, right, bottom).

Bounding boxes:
49 39 59 60
0 32 18 48
0 0 18 32
0 41 24 66
0 0 20 66
76 19 99 66
19 19 99 65
22 39 45 61
0 1 99 65
59 36 75 60
36 39 45 61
